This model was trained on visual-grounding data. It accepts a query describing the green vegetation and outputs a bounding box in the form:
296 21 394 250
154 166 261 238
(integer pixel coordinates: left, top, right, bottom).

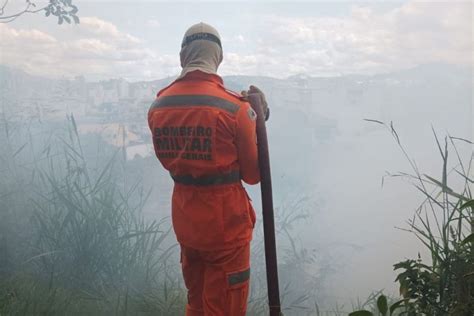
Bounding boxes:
350 121 474 315
1 114 471 315
0 116 184 315
0 116 319 315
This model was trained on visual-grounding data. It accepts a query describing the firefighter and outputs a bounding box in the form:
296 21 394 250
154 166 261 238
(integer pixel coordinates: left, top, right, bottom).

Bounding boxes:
148 22 269 315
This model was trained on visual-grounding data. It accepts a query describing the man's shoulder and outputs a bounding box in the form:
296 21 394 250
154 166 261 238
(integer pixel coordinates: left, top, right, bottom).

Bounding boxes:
217 84 248 105
156 80 178 97
221 87 245 100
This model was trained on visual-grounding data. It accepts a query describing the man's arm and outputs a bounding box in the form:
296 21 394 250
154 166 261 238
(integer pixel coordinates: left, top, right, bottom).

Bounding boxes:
235 102 260 185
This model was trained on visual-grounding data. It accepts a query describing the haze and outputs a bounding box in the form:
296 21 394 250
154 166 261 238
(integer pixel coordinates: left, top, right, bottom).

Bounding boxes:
1 0 472 314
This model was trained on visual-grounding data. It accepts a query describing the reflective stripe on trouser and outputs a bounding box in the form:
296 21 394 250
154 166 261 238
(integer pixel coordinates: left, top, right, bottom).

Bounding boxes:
180 243 250 316
171 170 240 186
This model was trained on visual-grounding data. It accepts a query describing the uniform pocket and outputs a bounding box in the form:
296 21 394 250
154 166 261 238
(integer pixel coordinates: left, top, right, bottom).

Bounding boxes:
226 268 250 315
242 187 256 228
222 186 254 243
248 200 256 228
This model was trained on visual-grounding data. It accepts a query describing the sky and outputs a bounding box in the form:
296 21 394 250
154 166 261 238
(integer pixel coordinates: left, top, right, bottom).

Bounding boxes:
0 0 472 80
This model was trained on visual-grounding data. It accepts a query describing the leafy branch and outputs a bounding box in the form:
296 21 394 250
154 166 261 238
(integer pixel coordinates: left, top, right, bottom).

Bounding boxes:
0 0 79 24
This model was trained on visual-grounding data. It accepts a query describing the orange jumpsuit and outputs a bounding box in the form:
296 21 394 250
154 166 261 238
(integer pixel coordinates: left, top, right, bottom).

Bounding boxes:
148 70 260 315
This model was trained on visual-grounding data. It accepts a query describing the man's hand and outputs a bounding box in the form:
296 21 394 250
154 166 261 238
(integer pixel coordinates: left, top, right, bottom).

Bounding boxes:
241 85 270 121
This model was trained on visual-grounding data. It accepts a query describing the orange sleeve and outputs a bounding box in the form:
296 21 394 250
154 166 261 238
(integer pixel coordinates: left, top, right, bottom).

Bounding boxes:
235 102 260 185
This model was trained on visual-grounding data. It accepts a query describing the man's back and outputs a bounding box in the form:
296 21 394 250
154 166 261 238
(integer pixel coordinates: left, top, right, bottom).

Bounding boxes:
148 70 259 250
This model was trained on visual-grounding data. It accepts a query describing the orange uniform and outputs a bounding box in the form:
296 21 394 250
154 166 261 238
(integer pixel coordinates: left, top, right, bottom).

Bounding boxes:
148 70 259 315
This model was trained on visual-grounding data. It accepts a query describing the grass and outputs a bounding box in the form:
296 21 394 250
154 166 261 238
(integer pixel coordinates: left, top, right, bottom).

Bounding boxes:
2 112 470 315
0 115 320 315
0 115 185 315
350 120 474 316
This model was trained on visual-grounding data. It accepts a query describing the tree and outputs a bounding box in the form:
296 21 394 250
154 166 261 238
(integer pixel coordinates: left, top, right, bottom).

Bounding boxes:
0 0 79 24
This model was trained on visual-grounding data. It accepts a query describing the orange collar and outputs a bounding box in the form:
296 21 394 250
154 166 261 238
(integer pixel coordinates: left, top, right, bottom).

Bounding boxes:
179 70 224 85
